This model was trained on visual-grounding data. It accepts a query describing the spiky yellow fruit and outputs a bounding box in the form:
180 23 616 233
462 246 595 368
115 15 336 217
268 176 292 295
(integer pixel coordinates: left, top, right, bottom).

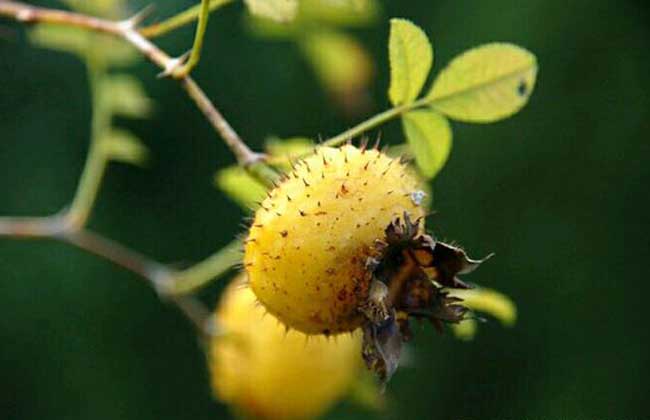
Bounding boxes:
209 276 362 420
244 144 425 335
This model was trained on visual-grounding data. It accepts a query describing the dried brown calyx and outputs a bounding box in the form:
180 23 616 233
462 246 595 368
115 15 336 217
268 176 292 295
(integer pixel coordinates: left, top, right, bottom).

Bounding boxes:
359 213 490 384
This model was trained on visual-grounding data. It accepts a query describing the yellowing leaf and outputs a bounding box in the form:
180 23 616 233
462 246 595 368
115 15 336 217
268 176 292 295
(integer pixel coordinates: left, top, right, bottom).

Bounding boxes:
427 43 537 123
388 19 433 106
215 166 267 210
449 287 516 341
101 75 154 119
451 288 517 326
244 0 298 23
299 30 373 95
101 129 149 167
401 110 451 179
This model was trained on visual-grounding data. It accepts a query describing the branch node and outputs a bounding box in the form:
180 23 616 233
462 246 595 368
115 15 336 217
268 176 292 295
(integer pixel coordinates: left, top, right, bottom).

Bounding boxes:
15 8 34 22
243 151 268 167
157 50 191 78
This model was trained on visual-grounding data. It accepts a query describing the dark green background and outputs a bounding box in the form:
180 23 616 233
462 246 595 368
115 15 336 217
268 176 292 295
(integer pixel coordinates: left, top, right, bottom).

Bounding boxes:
1 0 649 419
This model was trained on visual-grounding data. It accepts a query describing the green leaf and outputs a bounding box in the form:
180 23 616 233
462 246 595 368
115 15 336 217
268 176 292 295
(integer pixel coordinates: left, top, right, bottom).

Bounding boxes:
63 0 126 17
29 24 89 57
101 129 149 167
245 15 298 39
101 76 154 119
299 0 379 26
427 43 538 123
246 0 379 38
388 18 433 106
266 136 314 157
29 24 138 66
401 110 452 179
215 166 268 210
244 0 298 23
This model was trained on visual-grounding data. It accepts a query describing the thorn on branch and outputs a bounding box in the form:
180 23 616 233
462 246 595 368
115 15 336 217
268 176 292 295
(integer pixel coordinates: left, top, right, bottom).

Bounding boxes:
120 4 155 31
157 50 191 78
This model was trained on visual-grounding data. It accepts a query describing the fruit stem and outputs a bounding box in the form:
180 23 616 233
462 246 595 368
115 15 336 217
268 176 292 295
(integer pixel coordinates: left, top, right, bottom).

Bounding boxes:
169 0 212 78
139 0 234 39
169 239 243 295
322 97 432 148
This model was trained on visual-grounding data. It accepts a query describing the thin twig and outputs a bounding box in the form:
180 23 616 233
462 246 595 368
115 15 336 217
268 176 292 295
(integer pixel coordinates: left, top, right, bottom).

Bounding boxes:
0 0 261 166
62 229 214 333
139 0 233 39
0 215 213 333
0 1 249 325
170 0 211 78
62 228 170 285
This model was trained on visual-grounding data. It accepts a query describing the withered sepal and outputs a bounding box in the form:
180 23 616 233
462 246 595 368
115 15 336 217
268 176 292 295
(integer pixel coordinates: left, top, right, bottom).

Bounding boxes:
359 213 490 385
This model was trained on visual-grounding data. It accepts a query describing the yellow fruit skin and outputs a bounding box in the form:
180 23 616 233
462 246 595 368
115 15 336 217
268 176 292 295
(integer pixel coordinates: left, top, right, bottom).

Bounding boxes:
245 145 425 335
209 277 362 420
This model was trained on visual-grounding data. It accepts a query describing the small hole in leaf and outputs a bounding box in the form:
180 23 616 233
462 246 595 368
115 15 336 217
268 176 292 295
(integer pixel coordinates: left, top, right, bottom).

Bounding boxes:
517 80 528 97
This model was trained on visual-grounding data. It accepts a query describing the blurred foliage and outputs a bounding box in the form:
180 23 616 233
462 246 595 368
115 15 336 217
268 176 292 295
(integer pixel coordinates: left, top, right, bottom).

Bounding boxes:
29 24 138 65
29 17 153 168
247 0 379 113
1 0 650 419
243 0 297 23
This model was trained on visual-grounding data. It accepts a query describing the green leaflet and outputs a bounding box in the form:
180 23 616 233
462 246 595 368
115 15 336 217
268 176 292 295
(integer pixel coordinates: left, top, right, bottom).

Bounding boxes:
299 0 379 26
427 43 538 123
388 18 433 106
100 129 149 167
215 166 267 210
246 0 378 36
265 136 314 164
101 76 154 119
63 0 126 18
215 137 315 210
29 24 137 66
299 30 372 95
401 110 452 179
244 0 298 23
